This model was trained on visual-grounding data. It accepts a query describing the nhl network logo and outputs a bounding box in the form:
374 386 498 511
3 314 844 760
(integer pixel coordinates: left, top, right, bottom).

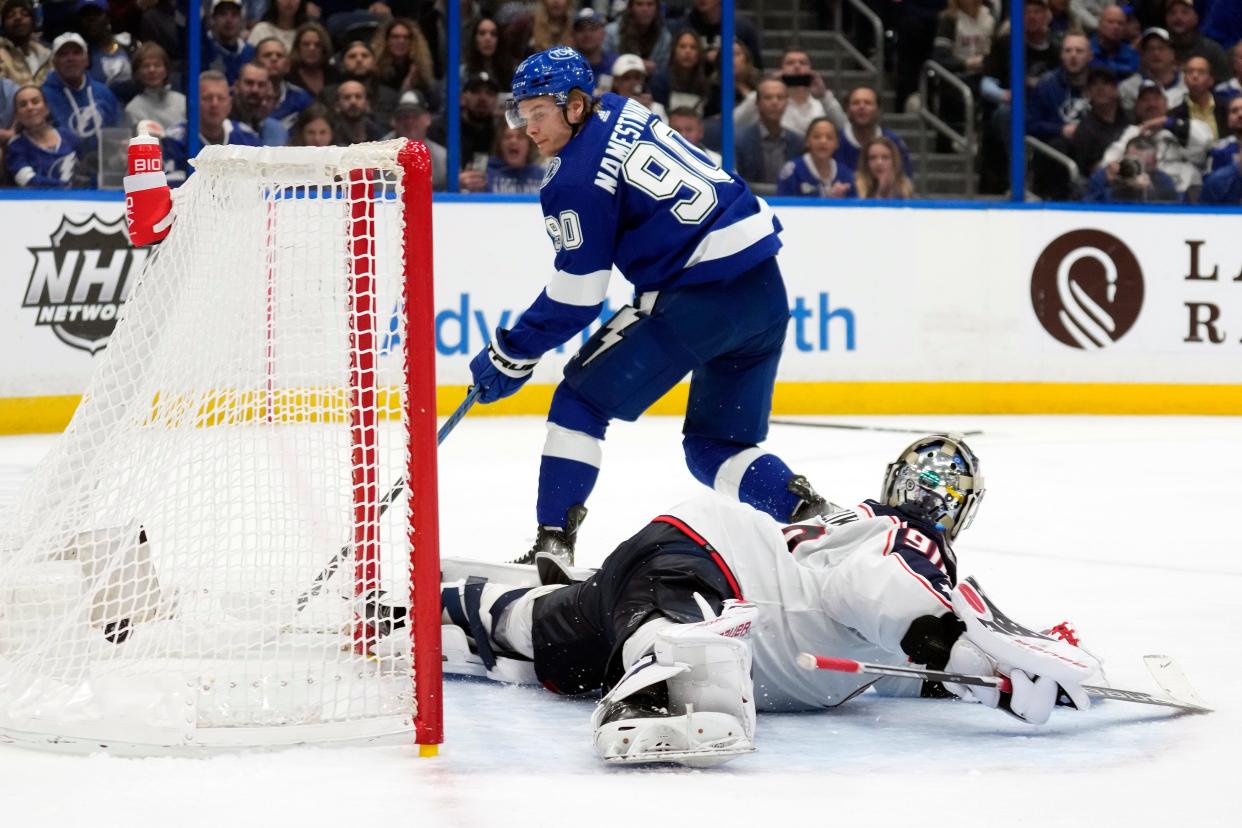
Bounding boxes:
22 215 148 354
1030 229 1144 350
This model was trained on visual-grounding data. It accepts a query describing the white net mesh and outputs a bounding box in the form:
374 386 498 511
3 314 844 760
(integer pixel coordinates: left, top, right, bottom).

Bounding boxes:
0 141 426 752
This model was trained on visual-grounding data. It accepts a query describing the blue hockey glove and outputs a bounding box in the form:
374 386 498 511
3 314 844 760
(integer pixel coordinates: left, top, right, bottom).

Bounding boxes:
469 328 540 403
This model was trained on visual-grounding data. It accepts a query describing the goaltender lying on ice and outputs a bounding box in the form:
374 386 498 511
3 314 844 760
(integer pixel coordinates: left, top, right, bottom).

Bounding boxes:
377 434 1195 767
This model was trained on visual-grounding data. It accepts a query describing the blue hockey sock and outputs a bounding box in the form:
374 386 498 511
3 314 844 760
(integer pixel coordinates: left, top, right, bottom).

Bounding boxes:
537 455 599 527
683 435 801 521
735 454 801 520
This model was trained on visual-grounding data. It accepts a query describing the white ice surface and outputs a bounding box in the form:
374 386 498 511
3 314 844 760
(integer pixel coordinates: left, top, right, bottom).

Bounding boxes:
1 415 1236 827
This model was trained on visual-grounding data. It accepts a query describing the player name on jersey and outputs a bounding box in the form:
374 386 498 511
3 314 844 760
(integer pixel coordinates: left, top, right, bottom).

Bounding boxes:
593 97 651 195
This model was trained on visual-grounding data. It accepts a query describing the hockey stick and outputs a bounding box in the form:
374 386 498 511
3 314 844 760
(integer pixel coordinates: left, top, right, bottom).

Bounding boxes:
770 420 984 437
294 386 480 613
796 653 1213 714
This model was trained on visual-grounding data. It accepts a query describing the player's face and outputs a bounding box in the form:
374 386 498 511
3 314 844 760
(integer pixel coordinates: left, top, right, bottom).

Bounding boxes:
13 87 48 130
200 79 232 127
1183 58 1213 96
137 56 167 90
806 121 838 161
300 117 333 147
519 96 573 156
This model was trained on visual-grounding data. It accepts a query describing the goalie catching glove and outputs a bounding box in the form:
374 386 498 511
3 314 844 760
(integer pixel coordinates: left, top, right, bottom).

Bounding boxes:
468 327 540 403
943 578 1100 725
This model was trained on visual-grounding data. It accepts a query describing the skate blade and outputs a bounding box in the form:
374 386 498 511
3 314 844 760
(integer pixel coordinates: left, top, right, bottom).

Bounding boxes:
602 744 755 768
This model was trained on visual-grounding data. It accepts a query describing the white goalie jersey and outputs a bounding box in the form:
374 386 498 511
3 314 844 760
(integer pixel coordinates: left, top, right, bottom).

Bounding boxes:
667 493 958 711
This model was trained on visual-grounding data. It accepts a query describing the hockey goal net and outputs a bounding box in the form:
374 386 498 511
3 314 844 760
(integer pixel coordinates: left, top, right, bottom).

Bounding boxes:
0 140 442 754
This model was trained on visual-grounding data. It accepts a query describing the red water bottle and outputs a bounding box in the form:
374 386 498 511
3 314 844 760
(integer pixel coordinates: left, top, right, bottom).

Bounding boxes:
123 126 173 247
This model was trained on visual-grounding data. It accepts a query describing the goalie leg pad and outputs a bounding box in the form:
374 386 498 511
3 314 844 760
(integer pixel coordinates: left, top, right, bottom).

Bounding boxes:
591 603 758 768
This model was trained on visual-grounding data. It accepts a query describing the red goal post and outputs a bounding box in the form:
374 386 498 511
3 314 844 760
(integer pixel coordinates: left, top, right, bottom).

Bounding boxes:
0 140 442 754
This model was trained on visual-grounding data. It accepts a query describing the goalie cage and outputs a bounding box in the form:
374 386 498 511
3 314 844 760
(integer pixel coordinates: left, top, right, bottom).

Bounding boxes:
0 140 443 755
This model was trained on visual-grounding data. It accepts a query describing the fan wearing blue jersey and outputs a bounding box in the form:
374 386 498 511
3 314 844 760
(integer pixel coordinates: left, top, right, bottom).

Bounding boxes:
467 47 836 573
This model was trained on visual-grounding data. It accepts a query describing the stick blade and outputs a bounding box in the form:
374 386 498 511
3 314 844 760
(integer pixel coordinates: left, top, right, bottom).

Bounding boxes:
1143 654 1211 711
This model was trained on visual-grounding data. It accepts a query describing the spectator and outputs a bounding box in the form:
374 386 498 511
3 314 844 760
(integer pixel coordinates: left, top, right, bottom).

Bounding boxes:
933 0 996 83
290 101 334 146
254 37 313 131
1201 0 1242 51
1213 41 1241 98
124 42 185 131
982 0 1061 105
1103 79 1212 192
372 17 437 111
895 0 949 114
1199 154 1242 202
1091 4 1142 79
463 16 512 89
651 30 710 117
1165 0 1230 83
667 105 721 165
855 136 915 199
777 117 856 198
384 89 446 191
686 0 762 71
736 47 846 136
138 1 181 73
705 37 760 119
75 0 130 92
1047 0 1077 39
163 71 261 186
327 40 398 125
42 32 120 150
1028 33 1093 144
1070 67 1129 176
1 73 15 146
332 78 386 145
206 0 256 86
835 86 913 176
571 9 615 89
610 53 665 120
1120 27 1188 111
1084 134 1180 201
481 121 544 193
233 62 287 145
1206 95 1242 172
288 21 337 98
1172 55 1228 139
530 0 576 53
735 77 801 190
1071 0 1117 31
0 0 50 85
604 0 671 77
429 71 498 169
6 83 79 187
248 0 307 51
1123 5 1144 48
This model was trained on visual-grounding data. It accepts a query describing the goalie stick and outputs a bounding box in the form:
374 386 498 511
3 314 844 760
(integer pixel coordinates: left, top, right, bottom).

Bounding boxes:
294 386 480 613
796 653 1213 714
769 419 984 437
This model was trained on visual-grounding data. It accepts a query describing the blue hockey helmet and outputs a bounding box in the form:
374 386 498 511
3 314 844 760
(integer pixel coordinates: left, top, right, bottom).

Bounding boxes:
881 433 984 540
506 46 595 128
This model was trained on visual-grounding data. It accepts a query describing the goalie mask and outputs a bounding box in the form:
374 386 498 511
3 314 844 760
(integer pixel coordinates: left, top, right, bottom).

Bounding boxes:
881 434 984 540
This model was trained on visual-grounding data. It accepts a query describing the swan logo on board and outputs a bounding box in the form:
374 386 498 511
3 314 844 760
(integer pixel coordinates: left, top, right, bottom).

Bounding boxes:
1030 230 1144 350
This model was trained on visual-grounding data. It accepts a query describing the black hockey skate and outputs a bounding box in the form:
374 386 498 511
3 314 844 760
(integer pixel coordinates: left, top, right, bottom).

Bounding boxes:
511 504 587 585
787 475 843 522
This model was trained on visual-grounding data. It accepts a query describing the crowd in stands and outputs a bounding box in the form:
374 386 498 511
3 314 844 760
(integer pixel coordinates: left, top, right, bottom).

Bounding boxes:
0 0 1237 204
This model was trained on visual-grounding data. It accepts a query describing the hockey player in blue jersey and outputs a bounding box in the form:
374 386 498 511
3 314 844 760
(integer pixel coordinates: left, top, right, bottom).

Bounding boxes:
468 47 834 570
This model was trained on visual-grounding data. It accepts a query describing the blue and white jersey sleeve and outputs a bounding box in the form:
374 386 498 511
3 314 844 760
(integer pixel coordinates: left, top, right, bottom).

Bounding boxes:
503 173 618 357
